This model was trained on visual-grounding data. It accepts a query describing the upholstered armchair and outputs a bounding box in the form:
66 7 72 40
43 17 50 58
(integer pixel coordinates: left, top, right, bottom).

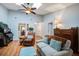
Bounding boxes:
0 22 13 47
23 32 35 46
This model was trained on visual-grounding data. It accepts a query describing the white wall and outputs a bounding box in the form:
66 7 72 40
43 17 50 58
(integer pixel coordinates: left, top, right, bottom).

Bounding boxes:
43 4 79 35
35 22 44 36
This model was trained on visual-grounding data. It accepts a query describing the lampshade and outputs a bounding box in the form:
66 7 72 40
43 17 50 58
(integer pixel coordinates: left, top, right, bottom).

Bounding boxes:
22 27 25 30
57 24 63 28
54 17 63 25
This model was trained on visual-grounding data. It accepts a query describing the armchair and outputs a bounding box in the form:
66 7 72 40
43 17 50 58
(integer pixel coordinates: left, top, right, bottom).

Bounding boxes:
0 22 13 47
23 32 35 46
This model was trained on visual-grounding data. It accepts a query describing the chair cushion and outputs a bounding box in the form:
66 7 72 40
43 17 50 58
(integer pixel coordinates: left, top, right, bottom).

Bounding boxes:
50 39 62 51
27 35 33 40
37 42 49 48
37 37 48 44
41 45 57 56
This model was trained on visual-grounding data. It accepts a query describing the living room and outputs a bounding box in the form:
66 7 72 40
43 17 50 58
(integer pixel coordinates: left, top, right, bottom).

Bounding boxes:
0 2 79 56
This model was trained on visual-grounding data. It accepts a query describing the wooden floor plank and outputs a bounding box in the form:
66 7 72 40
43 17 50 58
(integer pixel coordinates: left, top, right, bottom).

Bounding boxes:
0 40 35 56
0 36 78 56
0 36 40 56
0 41 21 56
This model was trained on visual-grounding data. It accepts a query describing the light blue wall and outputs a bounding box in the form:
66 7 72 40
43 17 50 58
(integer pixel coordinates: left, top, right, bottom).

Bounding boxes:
43 13 55 35
0 4 8 23
1 3 79 39
0 4 43 40
8 11 42 40
62 4 79 27
43 4 79 35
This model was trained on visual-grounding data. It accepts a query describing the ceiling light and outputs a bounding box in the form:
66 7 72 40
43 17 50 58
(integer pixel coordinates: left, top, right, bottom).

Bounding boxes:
25 11 31 13
32 3 42 9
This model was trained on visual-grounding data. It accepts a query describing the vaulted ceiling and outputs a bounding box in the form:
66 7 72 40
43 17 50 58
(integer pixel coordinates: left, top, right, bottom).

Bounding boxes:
2 3 74 15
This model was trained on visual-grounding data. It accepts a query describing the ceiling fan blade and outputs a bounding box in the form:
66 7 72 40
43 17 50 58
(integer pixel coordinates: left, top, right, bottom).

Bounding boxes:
21 4 27 9
31 8 36 10
31 11 36 14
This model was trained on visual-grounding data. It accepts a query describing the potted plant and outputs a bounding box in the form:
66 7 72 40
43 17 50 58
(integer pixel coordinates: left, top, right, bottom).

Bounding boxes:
29 27 34 32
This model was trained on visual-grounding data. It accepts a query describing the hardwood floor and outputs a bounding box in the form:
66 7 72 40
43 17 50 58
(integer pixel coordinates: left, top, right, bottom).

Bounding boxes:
0 36 41 56
0 37 79 56
0 40 21 56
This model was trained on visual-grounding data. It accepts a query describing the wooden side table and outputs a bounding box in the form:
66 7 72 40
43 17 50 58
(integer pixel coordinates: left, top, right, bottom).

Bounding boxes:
19 35 26 45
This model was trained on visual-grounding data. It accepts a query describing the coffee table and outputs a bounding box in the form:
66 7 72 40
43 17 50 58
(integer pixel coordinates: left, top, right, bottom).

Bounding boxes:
19 46 37 56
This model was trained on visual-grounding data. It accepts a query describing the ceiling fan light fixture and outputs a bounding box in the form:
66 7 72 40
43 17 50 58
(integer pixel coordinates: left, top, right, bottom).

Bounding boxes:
25 10 31 13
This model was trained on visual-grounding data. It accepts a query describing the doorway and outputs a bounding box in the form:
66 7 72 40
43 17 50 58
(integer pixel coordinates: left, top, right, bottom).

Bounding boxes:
48 22 53 35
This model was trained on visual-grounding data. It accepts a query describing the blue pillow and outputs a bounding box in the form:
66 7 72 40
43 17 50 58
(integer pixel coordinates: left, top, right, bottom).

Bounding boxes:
50 39 62 51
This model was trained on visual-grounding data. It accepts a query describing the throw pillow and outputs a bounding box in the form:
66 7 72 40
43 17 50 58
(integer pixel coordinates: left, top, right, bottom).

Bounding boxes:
50 39 62 51
42 37 48 44
62 40 71 50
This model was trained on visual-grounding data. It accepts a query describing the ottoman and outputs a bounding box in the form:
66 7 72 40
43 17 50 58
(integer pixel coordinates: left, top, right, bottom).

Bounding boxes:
19 47 36 56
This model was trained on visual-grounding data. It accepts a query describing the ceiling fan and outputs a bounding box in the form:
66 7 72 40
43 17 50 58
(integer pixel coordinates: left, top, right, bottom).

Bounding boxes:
21 3 36 15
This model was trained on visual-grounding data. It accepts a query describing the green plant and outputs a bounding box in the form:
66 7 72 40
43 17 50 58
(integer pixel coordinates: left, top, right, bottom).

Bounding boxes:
29 27 34 31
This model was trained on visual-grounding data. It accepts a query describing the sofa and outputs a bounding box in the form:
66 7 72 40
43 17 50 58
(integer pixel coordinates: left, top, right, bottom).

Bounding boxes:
36 35 73 56
0 22 13 47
